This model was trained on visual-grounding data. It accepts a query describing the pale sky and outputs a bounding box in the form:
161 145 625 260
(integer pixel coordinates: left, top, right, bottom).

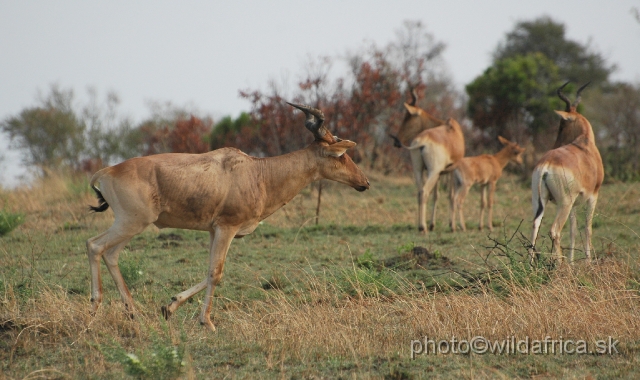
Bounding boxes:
1 1 639 187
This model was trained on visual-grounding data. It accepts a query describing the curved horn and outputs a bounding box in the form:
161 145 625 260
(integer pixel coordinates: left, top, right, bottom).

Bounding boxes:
410 87 418 106
286 102 335 143
557 81 572 111
572 81 591 108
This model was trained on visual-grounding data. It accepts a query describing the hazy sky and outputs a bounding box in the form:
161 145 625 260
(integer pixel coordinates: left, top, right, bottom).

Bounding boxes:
1 1 639 187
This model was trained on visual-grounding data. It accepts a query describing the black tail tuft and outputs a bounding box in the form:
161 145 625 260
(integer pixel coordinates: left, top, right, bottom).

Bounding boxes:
89 185 109 212
389 134 402 148
534 172 547 219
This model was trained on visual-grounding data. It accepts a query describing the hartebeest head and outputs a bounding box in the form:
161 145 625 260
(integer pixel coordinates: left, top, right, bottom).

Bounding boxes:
389 87 447 148
497 135 525 165
287 102 370 192
553 81 593 148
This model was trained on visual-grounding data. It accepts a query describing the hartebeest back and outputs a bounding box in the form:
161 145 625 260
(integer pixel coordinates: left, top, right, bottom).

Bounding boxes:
449 136 525 232
87 103 369 331
529 82 604 264
390 89 465 233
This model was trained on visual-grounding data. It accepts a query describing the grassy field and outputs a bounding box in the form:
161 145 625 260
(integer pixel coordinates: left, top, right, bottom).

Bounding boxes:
1 171 639 379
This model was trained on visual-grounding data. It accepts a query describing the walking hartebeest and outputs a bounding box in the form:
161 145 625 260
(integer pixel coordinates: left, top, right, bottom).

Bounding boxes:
449 136 525 232
390 90 465 233
529 82 603 264
87 103 370 331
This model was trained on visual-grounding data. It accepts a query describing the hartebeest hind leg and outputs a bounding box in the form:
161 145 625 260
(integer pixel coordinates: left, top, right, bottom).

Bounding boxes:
87 225 144 316
487 182 496 232
450 179 470 232
479 185 488 231
569 208 577 263
584 195 598 263
549 199 575 263
429 177 440 231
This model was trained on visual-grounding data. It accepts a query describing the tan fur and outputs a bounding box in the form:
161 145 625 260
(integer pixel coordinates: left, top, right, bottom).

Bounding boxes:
450 136 524 232
86 113 369 331
530 109 604 264
396 102 465 232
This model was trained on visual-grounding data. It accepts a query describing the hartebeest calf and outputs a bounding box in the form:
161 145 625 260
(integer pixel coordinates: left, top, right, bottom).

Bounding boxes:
529 82 603 264
87 103 370 331
449 136 525 232
390 90 465 233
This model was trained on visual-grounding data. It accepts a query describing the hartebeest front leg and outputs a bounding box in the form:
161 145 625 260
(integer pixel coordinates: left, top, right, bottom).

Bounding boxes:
199 226 237 331
162 230 218 319
162 227 237 331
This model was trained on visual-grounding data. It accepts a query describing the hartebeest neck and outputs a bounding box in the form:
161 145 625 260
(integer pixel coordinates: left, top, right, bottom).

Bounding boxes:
398 112 445 146
493 147 517 168
553 114 596 149
255 147 320 218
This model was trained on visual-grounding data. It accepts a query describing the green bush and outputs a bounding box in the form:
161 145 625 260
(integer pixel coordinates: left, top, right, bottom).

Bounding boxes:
119 255 145 285
101 328 187 380
0 209 25 236
335 251 401 298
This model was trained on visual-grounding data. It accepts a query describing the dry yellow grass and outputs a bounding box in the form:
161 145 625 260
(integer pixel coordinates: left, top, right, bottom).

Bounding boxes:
2 257 639 378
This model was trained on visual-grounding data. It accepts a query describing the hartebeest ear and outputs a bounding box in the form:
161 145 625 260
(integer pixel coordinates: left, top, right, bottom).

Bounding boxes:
322 140 357 157
554 110 576 121
403 103 421 116
498 136 510 145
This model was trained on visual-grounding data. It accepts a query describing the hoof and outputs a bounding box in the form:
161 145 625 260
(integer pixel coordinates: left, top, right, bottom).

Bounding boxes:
428 224 435 231
200 320 216 332
161 305 172 320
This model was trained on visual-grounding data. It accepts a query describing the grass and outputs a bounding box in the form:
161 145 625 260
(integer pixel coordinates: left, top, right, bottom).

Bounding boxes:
1 171 639 378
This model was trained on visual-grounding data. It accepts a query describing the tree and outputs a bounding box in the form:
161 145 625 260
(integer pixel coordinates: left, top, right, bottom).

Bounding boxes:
493 16 615 85
467 16 616 152
1 85 85 173
131 101 212 156
169 116 212 153
230 20 459 173
209 112 252 151
466 53 561 149
81 87 138 168
584 82 640 181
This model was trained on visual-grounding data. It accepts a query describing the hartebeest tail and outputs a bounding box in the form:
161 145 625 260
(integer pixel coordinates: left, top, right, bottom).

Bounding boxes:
86 102 369 331
449 136 524 232
89 182 109 212
529 82 603 264
391 87 465 233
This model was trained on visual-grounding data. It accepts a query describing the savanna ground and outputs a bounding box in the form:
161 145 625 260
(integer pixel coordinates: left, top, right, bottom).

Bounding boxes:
1 170 640 379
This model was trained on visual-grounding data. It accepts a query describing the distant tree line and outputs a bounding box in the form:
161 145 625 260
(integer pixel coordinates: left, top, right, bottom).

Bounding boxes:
465 15 639 180
2 17 639 182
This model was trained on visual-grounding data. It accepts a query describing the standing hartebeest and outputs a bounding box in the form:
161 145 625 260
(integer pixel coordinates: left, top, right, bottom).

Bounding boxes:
86 103 370 331
449 136 525 232
529 82 603 264
390 90 465 233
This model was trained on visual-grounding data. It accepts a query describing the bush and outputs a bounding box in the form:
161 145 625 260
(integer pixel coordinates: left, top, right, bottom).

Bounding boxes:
0 209 24 236
101 328 187 380
335 250 402 298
